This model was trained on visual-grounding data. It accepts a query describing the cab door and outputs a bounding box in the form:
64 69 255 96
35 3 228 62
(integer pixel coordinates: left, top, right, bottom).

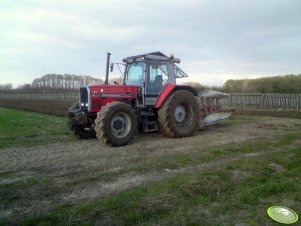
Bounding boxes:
144 61 169 106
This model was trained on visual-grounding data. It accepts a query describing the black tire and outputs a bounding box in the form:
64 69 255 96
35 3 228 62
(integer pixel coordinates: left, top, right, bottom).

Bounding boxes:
158 90 199 138
68 102 96 139
94 101 138 146
68 102 79 112
74 126 96 139
68 102 79 131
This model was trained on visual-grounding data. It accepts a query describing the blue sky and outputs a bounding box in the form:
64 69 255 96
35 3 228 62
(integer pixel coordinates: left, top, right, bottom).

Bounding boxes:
1 0 301 87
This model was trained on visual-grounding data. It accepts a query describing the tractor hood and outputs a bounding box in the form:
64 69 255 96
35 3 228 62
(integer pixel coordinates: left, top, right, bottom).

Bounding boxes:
81 84 139 113
88 84 138 98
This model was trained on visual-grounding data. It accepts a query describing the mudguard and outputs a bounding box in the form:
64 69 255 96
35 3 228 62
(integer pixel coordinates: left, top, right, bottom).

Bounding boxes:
154 84 198 108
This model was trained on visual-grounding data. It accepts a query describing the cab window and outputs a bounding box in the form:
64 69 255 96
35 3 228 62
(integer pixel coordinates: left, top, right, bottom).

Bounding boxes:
146 63 168 94
124 62 145 86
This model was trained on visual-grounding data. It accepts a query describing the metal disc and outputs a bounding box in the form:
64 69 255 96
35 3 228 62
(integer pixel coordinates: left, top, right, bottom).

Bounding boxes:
267 206 298 224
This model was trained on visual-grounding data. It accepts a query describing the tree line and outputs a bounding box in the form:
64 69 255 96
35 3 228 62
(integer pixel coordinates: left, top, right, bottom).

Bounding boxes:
223 74 301 93
32 74 103 90
0 74 103 94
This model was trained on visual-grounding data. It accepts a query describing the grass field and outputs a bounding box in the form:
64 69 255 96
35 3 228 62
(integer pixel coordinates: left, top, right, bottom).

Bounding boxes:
0 107 300 225
0 107 74 148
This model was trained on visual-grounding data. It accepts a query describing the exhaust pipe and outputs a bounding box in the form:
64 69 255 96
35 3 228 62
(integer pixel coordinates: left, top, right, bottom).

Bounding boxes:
104 52 111 84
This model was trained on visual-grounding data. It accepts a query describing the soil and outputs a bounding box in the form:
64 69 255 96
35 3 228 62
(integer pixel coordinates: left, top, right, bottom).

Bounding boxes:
0 99 73 116
1 116 301 223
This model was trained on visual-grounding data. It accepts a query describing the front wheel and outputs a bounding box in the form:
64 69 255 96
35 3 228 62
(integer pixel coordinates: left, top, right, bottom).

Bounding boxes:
68 102 96 139
158 90 199 138
94 101 138 146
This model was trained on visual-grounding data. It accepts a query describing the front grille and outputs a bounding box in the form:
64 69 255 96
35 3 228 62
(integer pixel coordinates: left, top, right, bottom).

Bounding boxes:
80 87 89 111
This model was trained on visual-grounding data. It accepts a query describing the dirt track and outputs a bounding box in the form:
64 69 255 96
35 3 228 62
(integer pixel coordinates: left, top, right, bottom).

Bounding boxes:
1 116 301 223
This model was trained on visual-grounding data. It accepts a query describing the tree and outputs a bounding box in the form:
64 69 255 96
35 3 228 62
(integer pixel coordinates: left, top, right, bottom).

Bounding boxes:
30 74 104 93
223 74 301 93
0 83 12 90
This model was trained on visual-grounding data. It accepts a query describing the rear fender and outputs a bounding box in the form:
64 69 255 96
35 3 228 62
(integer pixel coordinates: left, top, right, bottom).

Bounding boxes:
154 85 198 108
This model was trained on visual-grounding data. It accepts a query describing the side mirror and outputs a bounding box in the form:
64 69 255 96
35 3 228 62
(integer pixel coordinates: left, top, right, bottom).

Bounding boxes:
110 63 114 72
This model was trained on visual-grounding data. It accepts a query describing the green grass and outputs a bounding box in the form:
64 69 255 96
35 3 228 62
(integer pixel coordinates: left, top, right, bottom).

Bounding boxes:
21 139 301 226
0 107 74 149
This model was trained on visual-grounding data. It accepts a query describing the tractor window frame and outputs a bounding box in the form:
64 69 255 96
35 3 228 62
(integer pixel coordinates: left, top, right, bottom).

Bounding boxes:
124 61 145 86
174 64 188 78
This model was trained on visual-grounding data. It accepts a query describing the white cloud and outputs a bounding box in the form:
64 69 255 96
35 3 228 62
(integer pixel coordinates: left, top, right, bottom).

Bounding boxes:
0 0 301 87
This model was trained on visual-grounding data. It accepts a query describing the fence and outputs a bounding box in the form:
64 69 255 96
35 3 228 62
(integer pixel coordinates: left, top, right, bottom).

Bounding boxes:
1 92 301 110
220 93 301 110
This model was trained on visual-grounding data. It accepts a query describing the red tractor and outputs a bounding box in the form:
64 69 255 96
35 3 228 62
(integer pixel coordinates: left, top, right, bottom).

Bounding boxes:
68 52 230 146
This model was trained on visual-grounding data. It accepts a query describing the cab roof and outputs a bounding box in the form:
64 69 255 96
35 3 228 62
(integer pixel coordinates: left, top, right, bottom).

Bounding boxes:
123 51 180 63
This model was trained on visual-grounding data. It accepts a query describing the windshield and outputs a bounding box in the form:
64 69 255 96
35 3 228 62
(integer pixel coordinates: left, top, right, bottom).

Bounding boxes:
124 62 145 86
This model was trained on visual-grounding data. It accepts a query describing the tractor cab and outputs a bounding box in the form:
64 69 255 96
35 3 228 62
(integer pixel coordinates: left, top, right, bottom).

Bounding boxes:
123 52 188 106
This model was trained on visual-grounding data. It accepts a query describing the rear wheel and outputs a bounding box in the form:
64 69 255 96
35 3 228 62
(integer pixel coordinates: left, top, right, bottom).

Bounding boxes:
158 90 199 138
94 101 138 146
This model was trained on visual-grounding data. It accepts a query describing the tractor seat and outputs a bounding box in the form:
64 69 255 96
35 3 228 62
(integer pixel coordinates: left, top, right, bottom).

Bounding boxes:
147 75 163 93
154 75 163 87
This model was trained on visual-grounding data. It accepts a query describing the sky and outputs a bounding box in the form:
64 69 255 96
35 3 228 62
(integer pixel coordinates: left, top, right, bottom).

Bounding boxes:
1 0 301 88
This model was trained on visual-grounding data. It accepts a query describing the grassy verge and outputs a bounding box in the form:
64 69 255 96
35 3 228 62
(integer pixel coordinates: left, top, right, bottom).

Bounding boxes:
0 107 74 149
21 135 301 226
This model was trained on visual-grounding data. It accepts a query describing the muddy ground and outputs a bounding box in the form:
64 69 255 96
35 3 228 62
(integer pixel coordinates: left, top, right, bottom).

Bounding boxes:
1 116 301 224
